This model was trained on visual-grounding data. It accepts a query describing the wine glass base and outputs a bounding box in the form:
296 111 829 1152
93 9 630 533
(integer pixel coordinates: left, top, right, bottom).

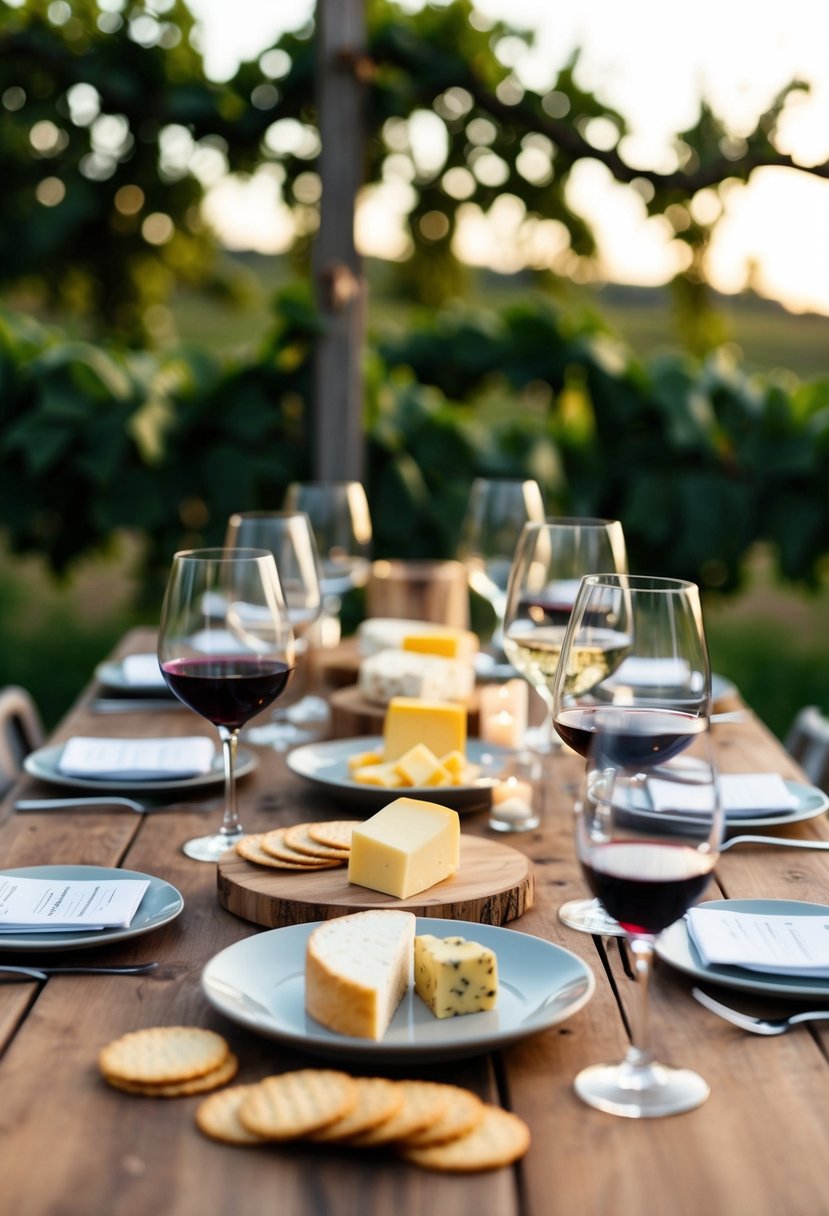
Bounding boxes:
182 830 243 863
574 1060 710 1118
559 898 626 937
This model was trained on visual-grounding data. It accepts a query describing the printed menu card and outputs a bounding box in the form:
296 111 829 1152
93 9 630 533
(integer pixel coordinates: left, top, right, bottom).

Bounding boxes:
0 874 150 932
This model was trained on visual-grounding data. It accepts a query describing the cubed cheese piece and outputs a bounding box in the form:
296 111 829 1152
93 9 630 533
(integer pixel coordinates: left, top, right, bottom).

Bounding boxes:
348 798 460 898
439 750 467 777
383 697 467 762
351 761 404 788
347 749 384 773
402 628 478 663
359 648 474 706
393 743 451 788
305 910 415 1040
414 934 498 1019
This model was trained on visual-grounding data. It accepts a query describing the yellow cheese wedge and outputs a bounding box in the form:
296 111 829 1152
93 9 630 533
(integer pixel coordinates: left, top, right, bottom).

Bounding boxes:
382 697 467 762
401 629 478 663
414 933 498 1019
348 797 460 899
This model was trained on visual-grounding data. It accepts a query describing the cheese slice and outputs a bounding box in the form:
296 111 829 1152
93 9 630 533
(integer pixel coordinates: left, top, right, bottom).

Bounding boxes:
348 797 460 899
402 628 478 663
383 697 467 762
414 934 498 1019
305 910 416 1040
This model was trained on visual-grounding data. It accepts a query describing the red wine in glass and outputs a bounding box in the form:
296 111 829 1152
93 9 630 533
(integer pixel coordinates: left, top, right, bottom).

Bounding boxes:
555 706 706 767
161 656 294 732
580 840 716 936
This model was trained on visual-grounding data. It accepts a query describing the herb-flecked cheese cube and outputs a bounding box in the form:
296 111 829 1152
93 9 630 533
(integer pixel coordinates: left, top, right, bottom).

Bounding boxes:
414 934 498 1019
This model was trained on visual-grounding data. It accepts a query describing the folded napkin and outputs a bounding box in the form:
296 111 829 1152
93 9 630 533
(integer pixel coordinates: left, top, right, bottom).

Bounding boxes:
121 654 167 689
648 772 798 819
0 874 149 932
59 736 215 781
687 906 829 977
613 657 692 688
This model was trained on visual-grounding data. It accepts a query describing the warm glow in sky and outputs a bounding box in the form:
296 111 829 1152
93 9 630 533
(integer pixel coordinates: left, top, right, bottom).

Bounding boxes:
188 0 829 317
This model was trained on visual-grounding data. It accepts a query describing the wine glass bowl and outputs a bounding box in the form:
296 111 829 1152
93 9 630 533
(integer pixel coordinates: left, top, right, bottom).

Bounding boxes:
284 481 372 613
158 547 295 861
458 478 545 655
572 714 723 1117
501 518 628 755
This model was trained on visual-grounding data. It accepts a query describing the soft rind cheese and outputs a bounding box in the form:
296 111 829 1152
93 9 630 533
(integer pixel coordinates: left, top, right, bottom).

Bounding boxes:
348 797 460 899
305 910 416 1040
358 618 452 657
414 934 498 1019
383 697 467 762
359 648 474 706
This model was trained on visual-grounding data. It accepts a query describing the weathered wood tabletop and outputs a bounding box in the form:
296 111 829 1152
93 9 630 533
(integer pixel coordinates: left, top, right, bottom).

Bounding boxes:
1 629 827 1216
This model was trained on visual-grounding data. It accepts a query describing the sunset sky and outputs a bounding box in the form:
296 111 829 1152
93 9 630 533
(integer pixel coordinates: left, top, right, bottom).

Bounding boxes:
187 0 829 317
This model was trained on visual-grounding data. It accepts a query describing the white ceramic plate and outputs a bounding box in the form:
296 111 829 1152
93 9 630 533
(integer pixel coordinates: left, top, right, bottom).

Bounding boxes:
0 864 183 952
285 736 516 812
620 778 828 832
202 917 595 1062
94 660 174 698
24 743 258 793
657 898 829 999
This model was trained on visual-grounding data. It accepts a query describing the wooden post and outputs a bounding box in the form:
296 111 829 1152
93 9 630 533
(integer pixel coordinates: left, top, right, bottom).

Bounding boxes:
312 0 368 482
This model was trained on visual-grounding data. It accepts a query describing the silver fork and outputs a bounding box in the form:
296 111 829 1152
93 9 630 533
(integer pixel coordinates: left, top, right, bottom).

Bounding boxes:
0 962 159 981
720 834 829 852
691 987 829 1035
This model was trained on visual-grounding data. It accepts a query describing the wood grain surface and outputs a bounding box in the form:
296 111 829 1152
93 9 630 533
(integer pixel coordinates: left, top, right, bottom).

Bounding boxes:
217 833 534 928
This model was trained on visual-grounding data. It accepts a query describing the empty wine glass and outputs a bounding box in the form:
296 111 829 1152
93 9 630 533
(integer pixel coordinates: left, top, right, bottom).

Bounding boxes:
225 511 327 748
501 518 628 755
571 713 723 1117
552 572 712 935
284 481 372 645
158 547 295 861
458 478 545 662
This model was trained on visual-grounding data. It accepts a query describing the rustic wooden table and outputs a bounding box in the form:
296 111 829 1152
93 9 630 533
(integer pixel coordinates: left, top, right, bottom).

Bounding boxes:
1 629 828 1216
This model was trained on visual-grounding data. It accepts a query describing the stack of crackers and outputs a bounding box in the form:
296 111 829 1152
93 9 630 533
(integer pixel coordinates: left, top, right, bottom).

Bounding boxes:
196 1068 530 1173
99 1027 238 1097
236 820 360 871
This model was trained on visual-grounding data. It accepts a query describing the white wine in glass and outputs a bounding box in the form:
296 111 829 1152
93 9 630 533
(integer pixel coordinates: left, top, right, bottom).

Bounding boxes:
158 547 295 861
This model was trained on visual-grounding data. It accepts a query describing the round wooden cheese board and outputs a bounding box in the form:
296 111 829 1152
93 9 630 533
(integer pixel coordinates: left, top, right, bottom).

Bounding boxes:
217 834 533 929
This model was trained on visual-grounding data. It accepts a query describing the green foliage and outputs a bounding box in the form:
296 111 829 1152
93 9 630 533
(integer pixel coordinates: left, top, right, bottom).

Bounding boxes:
2 291 828 597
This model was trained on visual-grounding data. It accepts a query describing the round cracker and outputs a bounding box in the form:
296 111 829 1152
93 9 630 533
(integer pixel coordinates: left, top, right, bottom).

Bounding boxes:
106 1053 239 1098
196 1084 269 1144
236 834 341 871
349 1079 450 1147
284 823 351 860
400 1104 530 1172
307 821 361 850
308 1077 404 1142
239 1070 358 1141
99 1026 229 1085
260 828 344 867
398 1083 484 1148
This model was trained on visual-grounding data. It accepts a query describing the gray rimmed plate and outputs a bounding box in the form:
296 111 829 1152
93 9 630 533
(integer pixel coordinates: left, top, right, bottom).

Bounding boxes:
657 898 829 999
0 864 183 952
24 742 258 793
202 917 595 1063
284 736 516 812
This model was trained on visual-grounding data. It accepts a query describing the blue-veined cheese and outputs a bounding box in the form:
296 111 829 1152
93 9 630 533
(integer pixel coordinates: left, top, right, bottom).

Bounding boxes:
414 934 498 1019
359 648 474 706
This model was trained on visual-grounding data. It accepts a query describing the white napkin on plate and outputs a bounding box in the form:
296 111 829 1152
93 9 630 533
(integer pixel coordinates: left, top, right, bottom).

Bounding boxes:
59 737 215 781
687 906 829 976
648 772 798 818
121 654 167 688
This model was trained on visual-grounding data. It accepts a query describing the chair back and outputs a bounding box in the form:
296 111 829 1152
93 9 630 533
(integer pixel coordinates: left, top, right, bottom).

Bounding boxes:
785 705 829 792
0 686 45 796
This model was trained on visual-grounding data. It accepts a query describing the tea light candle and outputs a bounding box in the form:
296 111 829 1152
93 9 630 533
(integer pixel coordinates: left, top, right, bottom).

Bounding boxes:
489 776 538 831
491 777 533 808
479 680 529 748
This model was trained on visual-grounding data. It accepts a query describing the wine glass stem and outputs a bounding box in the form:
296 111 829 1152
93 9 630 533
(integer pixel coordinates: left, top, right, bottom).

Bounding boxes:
218 726 243 840
624 936 655 1073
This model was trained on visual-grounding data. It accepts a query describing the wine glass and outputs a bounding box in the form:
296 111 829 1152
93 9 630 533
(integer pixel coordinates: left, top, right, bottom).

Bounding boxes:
158 547 295 861
551 572 712 935
571 712 723 1117
283 481 372 645
501 518 628 755
457 478 545 661
225 511 327 748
